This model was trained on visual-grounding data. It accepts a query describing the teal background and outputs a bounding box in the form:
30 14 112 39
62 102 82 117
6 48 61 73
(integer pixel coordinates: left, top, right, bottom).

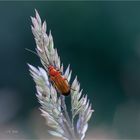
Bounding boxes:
0 1 140 139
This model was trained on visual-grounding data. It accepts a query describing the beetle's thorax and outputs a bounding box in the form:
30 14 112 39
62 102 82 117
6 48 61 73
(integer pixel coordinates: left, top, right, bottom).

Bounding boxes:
48 65 60 77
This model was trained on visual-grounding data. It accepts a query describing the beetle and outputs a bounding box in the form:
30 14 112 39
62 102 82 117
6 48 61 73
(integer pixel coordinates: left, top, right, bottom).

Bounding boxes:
26 48 71 96
48 65 70 96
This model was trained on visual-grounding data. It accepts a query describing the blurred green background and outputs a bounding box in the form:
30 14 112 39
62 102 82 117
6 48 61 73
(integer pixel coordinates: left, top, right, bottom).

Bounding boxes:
1 1 140 139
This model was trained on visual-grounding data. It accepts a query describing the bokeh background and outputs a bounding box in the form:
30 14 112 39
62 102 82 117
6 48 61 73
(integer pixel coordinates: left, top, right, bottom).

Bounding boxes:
1 1 140 139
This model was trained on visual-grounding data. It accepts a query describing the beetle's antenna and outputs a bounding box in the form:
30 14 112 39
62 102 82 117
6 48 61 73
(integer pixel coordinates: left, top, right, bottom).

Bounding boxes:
26 48 38 56
25 48 49 67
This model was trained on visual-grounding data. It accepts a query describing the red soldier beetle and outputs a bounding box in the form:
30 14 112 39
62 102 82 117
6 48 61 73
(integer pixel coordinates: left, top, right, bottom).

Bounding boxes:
26 48 71 96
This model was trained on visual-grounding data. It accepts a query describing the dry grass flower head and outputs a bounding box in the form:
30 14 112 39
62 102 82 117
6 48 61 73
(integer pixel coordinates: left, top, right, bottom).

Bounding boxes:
28 10 94 140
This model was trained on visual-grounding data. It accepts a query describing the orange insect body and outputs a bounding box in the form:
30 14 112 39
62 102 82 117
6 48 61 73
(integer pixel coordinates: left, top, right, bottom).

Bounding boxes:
25 49 70 96
48 65 70 96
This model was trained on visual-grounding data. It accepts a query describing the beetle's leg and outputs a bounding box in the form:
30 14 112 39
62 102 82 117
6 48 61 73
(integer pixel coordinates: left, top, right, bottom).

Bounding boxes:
63 78 68 82
63 78 76 91
71 88 76 91
56 68 62 74
50 77 55 86
49 77 57 89
58 70 62 75
63 78 75 91
51 79 60 93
